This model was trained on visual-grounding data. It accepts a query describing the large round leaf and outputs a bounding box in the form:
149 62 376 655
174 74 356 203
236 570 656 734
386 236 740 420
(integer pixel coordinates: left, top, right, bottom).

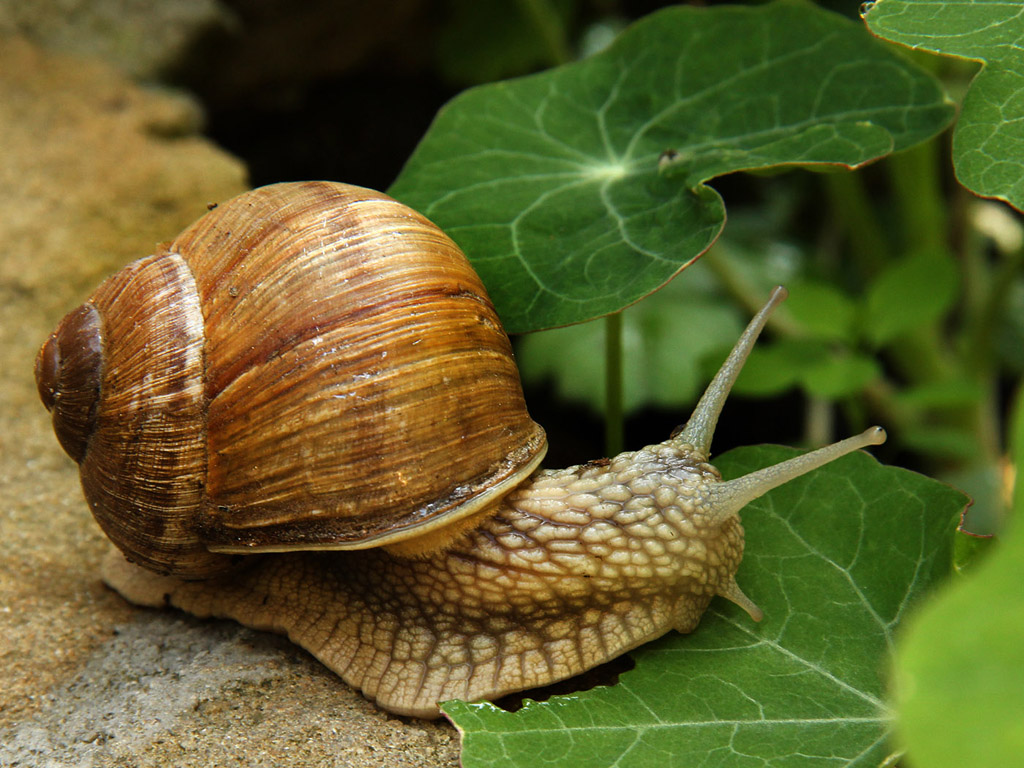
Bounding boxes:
390 1 953 332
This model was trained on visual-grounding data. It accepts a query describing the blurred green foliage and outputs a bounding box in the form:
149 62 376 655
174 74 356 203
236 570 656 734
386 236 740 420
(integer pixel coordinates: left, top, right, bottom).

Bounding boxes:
392 1 1024 764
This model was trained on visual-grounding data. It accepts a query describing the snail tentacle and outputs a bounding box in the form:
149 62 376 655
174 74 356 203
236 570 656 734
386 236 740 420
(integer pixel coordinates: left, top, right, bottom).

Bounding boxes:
671 285 788 455
704 426 887 526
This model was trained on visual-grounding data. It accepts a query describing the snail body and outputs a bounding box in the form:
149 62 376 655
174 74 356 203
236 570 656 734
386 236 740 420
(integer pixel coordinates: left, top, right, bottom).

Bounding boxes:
37 181 885 718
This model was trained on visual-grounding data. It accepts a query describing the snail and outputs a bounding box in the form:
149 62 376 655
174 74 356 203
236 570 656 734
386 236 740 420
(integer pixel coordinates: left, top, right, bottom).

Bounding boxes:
36 181 886 718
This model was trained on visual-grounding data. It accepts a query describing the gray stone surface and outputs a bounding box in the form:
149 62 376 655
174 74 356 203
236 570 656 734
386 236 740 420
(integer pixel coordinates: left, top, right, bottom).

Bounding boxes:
0 37 459 767
1 616 457 767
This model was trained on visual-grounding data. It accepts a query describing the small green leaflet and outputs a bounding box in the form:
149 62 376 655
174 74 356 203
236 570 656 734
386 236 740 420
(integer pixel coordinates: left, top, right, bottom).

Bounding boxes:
891 354 1024 767
894 515 1024 767
389 0 953 333
445 446 965 768
865 0 1024 211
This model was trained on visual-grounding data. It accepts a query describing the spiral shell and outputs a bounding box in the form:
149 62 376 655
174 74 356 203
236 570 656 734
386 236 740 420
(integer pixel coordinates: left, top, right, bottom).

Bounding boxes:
36 182 547 576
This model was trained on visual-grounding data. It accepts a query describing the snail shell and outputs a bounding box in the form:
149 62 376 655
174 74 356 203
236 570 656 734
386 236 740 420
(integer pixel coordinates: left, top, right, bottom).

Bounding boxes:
35 182 546 577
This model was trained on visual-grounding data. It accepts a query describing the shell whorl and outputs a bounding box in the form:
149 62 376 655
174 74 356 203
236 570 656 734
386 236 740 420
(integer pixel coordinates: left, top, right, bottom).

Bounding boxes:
35 304 104 462
80 252 215 576
35 254 217 576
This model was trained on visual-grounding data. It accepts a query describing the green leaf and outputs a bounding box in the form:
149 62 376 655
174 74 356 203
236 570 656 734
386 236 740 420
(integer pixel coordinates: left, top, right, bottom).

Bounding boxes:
901 425 983 462
800 350 882 399
862 247 958 346
447 446 965 767
893 521 1024 767
732 340 880 400
731 338 826 396
893 379 984 409
390 1 953 332
864 0 1024 210
941 462 1004 538
784 279 858 342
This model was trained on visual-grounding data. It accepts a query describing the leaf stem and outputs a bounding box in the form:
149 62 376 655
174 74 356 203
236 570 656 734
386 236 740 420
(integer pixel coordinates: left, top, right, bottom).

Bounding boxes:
805 395 833 447
885 144 1004 489
888 142 947 254
885 143 958 380
961 198 1024 462
706 243 803 336
822 171 891 276
604 312 624 457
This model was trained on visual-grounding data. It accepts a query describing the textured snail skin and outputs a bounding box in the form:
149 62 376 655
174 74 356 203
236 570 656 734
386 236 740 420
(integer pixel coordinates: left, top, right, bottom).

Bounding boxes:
103 423 885 719
103 442 749 718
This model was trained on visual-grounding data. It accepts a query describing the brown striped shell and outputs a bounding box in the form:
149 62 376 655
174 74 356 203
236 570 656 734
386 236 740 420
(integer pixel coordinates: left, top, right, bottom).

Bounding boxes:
35 182 547 577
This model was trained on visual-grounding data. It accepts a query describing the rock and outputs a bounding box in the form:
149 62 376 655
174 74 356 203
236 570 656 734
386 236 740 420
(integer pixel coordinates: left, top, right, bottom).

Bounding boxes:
0 38 246 317
0 0 232 80
2 616 457 767
0 38 460 767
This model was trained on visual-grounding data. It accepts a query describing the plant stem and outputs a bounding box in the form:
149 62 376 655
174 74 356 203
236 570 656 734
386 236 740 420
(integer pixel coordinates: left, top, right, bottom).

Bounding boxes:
962 200 1024 461
516 0 572 66
881 145 959 387
888 141 947 254
822 171 891 276
604 312 624 457
960 195 1024 371
886 143 1003 483
705 243 803 336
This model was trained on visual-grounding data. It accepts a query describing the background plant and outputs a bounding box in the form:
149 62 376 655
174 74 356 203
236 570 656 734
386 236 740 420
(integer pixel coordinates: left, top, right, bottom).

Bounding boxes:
381 1 1022 766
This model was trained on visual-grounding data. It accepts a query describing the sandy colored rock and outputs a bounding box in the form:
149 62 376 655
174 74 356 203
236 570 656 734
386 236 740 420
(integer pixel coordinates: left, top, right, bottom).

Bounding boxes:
0 0 230 79
0 38 459 766
0 38 244 318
